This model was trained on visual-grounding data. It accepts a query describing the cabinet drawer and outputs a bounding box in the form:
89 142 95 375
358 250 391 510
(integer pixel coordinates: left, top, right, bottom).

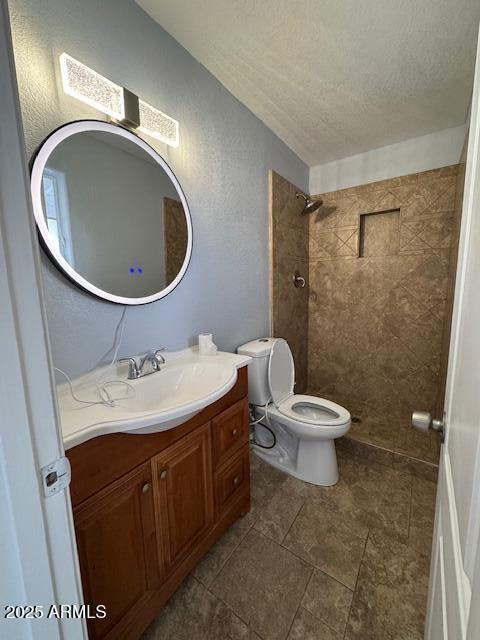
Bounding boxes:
214 446 250 518
212 398 249 468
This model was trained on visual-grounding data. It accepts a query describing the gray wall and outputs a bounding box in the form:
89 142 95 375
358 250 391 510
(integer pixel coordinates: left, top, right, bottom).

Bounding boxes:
8 0 308 378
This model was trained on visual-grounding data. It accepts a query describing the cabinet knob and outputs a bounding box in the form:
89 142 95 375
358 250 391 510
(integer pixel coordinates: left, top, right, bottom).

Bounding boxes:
160 469 167 479
232 428 238 437
233 476 240 486
142 482 151 494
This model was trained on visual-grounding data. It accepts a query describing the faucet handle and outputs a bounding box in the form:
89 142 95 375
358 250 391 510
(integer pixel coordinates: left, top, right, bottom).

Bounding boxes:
154 347 166 365
119 357 139 380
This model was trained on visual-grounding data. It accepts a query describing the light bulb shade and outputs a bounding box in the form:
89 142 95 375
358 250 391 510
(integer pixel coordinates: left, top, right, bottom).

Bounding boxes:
138 99 179 147
60 53 125 121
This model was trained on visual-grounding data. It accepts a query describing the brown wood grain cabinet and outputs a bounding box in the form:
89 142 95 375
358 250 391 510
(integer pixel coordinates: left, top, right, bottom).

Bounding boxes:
152 422 214 575
212 398 249 468
67 367 250 640
74 463 160 640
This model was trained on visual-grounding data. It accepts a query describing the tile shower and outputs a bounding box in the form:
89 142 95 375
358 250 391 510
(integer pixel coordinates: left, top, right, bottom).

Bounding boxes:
270 164 466 479
269 171 309 393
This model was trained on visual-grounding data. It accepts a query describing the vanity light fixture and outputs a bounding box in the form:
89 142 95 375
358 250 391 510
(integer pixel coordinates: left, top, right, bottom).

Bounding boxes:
60 53 125 121
59 53 179 147
138 99 179 148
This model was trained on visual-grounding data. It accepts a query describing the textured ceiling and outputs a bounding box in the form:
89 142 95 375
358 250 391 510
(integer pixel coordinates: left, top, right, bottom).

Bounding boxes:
135 0 480 167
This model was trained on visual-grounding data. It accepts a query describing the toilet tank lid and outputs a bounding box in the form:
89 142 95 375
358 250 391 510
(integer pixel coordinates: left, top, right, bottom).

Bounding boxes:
237 338 275 357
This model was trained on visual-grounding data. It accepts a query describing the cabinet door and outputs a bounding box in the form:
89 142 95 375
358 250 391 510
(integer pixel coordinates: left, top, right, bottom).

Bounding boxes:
152 422 214 573
74 462 159 640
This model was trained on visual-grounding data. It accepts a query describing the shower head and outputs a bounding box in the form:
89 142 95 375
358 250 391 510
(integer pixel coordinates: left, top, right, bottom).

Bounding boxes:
295 192 323 215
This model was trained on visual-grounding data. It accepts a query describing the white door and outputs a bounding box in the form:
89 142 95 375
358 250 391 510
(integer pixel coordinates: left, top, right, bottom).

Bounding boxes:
425 26 480 640
0 4 86 639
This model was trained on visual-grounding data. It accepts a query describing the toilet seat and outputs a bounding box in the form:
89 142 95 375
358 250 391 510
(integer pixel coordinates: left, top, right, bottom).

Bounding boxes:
277 394 350 427
267 338 295 405
267 339 350 429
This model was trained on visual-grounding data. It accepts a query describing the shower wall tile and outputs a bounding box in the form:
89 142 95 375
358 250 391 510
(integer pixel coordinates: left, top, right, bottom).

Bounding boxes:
360 210 400 257
308 166 460 438
270 171 309 392
436 141 468 415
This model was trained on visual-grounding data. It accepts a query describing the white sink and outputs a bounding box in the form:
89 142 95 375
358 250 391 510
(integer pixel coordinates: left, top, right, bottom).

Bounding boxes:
58 348 251 449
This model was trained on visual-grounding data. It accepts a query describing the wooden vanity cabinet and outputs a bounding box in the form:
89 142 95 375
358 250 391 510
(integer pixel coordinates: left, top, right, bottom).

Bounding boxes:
67 366 250 640
151 422 214 575
74 463 160 640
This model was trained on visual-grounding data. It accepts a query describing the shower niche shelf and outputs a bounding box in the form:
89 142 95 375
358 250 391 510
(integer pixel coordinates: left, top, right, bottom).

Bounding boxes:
358 208 400 258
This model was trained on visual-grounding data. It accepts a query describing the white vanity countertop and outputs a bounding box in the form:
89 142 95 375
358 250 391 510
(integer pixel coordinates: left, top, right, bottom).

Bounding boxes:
57 347 251 450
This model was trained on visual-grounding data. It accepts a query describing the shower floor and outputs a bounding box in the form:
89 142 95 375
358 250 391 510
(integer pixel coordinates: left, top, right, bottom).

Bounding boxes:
336 414 441 482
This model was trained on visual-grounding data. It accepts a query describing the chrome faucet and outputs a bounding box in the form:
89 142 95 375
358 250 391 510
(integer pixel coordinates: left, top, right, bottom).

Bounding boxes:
120 347 166 380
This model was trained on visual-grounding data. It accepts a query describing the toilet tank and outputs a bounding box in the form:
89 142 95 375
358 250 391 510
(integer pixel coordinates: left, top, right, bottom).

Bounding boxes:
237 338 275 406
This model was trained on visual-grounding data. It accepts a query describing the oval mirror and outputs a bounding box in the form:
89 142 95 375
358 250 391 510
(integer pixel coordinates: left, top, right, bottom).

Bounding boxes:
30 120 192 305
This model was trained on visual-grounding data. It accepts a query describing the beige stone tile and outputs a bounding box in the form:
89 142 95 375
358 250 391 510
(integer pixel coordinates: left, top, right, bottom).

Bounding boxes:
400 178 456 219
287 607 340 640
302 569 353 634
274 223 309 260
394 424 440 464
400 232 436 254
142 575 258 640
417 215 453 250
305 454 412 541
392 453 439 482
360 210 400 257
271 171 309 400
347 415 397 449
382 292 444 366
309 230 339 259
334 233 358 258
193 515 253 587
417 165 458 181
371 190 402 212
247 453 290 525
271 171 308 232
344 531 429 640
283 499 368 589
211 529 312 640
336 437 394 468
409 477 437 554
253 485 305 543
309 203 340 230
399 251 449 311
383 283 428 323
335 226 358 242
272 253 308 370
250 450 288 488
394 365 441 422
306 167 458 469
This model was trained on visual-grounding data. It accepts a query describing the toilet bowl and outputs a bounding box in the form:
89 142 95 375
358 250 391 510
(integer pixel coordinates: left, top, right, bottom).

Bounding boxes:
237 338 351 486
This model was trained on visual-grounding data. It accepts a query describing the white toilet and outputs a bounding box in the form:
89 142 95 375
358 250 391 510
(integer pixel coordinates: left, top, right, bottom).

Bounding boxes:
238 338 351 486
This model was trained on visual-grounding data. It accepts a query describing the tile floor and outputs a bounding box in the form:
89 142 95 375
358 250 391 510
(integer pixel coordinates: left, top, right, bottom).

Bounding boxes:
339 415 441 482
143 449 436 640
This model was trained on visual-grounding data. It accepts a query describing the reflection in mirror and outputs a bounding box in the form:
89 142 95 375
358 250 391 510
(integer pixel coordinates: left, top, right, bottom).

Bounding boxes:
32 123 190 303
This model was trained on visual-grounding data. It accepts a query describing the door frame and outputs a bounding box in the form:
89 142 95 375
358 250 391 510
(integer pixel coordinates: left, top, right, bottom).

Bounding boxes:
443 29 480 579
0 3 86 638
425 24 480 640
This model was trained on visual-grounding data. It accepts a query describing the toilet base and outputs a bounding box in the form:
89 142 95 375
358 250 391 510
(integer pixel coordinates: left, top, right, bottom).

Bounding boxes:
252 437 339 486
